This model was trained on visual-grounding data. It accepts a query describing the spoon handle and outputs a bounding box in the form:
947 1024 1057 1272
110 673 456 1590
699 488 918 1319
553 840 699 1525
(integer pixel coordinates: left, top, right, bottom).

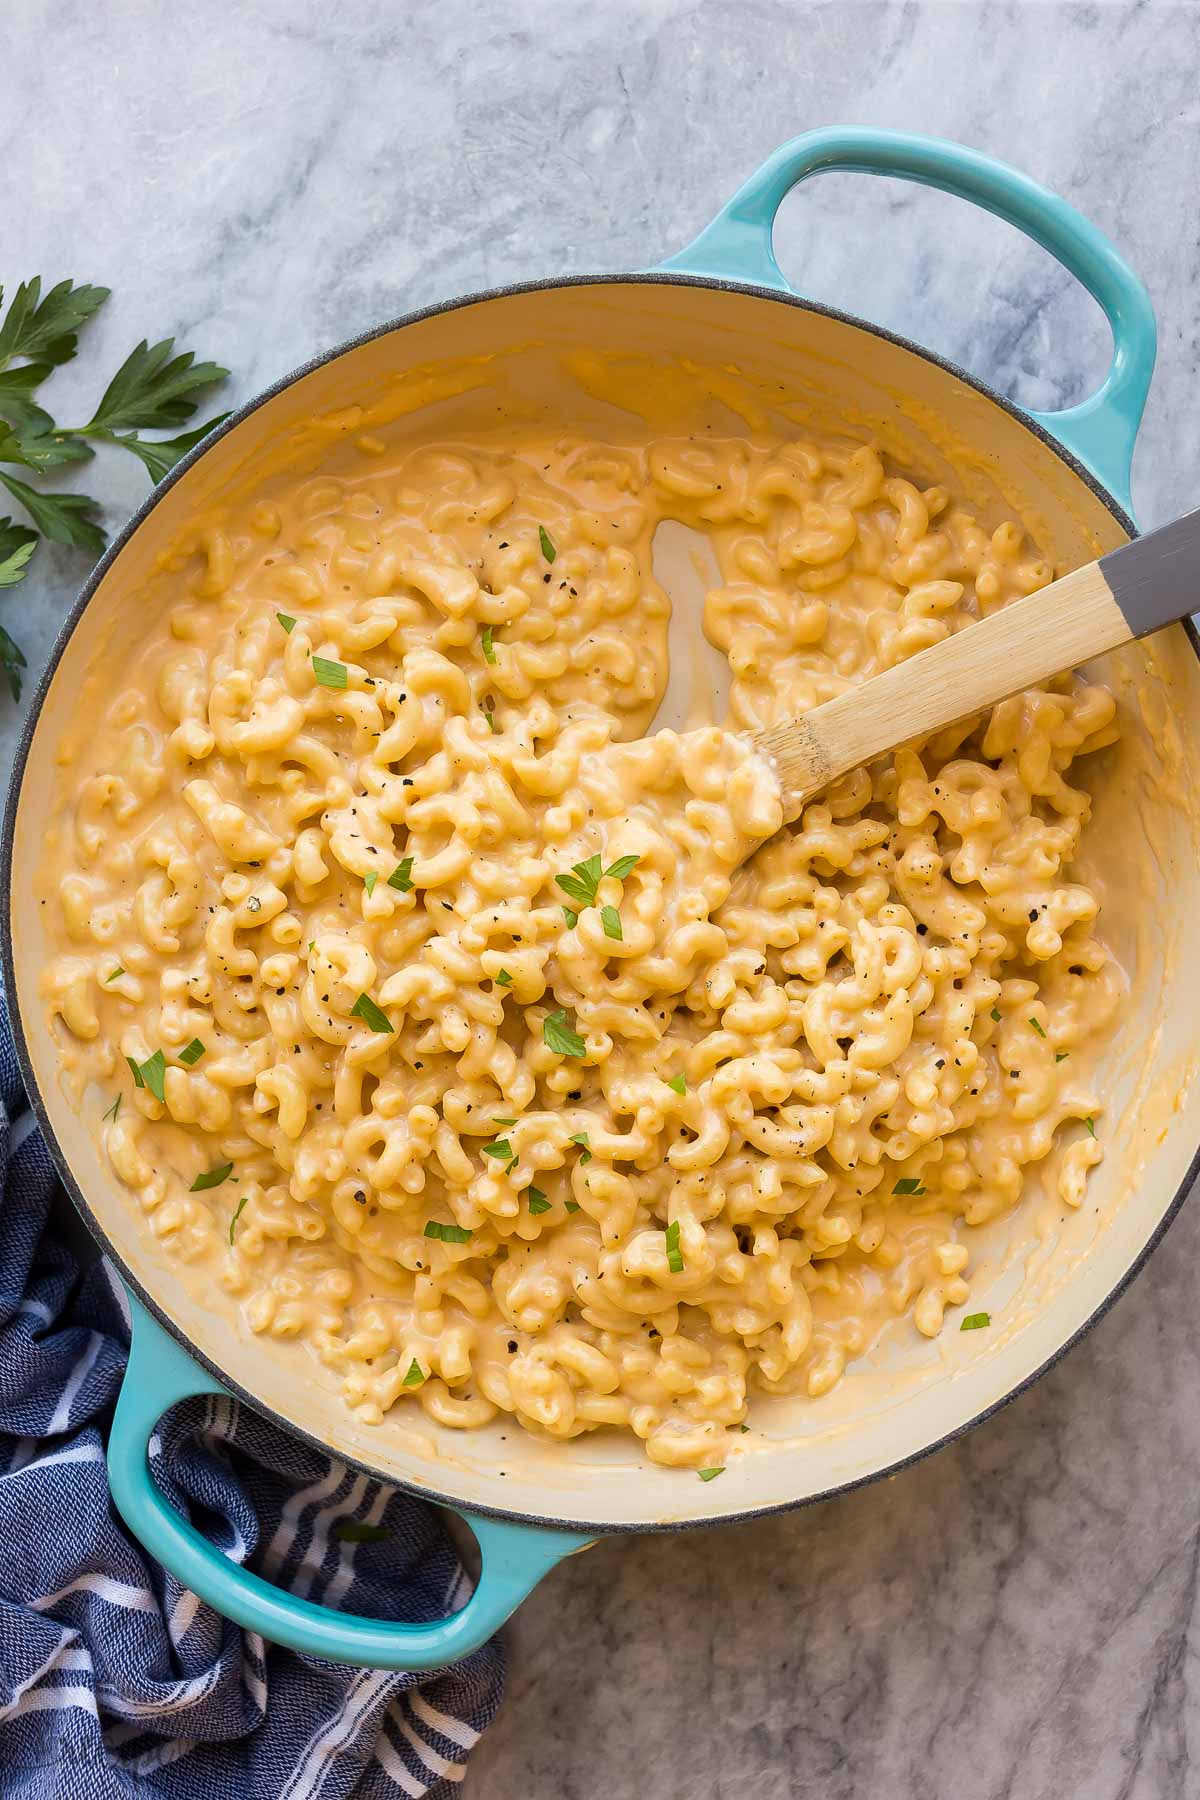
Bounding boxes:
755 507 1200 821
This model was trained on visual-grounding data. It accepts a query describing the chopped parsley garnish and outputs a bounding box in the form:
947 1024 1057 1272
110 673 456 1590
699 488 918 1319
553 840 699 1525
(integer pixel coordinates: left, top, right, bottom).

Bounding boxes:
1055 1051 1069 1062
960 1312 990 1331
1084 1116 1097 1137
349 992 393 1034
568 1131 591 1164
133 1049 166 1102
538 524 556 563
893 1176 925 1196
601 905 622 942
424 1219 472 1244
401 1359 425 1388
481 624 496 664
1029 1017 1046 1038
276 612 296 633
990 1007 1001 1022
481 695 499 733
482 1139 514 1161
668 1073 687 1096
105 966 124 983
564 1199 581 1214
562 906 578 929
334 1520 389 1544
493 1116 518 1127
544 1009 586 1057
190 1162 233 1192
604 854 640 882
101 1094 120 1124
364 870 378 897
388 857 414 893
228 1196 249 1243
697 1467 724 1482
178 1038 206 1066
528 1189 552 1215
495 968 513 987
556 852 640 909
665 1219 683 1273
312 655 348 690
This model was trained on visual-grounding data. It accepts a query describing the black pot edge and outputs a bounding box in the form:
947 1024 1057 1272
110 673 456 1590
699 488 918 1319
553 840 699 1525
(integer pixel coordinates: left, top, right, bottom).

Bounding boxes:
4 268 1196 1541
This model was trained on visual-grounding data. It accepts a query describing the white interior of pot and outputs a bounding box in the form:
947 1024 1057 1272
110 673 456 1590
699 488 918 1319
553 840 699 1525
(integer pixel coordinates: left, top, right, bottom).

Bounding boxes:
10 281 1200 1530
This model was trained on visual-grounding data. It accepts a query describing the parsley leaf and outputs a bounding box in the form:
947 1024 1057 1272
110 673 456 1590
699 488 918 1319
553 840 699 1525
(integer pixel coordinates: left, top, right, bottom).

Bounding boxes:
387 857 414 893
561 906 578 929
0 473 104 554
668 1073 687 1095
190 1162 233 1192
697 1467 724 1482
424 1219 472 1244
0 279 110 368
601 905 623 942
86 337 229 433
528 1189 552 1215
893 1176 926 1196
0 624 25 701
228 1196 249 1243
665 1219 684 1273
178 1038 206 1065
364 871 378 897
0 281 229 695
101 417 229 483
564 1198 581 1214
1029 1017 1046 1038
960 1312 990 1331
349 992 393 1034
312 655 348 690
101 1094 120 1124
481 624 496 663
0 366 55 437
135 1049 166 1103
0 521 36 588
604 854 639 883
538 525 556 562
277 612 296 633
569 1131 592 1164
495 968 513 987
401 1359 425 1388
482 1138 514 1161
555 852 639 918
544 1009 586 1057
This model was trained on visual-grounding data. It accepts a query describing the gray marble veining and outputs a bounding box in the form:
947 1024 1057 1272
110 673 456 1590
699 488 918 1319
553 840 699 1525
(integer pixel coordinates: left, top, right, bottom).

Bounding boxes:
6 2 1200 1795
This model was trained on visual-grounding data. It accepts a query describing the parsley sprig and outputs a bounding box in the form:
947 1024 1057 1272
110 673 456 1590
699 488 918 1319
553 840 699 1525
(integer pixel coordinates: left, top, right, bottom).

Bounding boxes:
556 851 639 938
0 279 229 697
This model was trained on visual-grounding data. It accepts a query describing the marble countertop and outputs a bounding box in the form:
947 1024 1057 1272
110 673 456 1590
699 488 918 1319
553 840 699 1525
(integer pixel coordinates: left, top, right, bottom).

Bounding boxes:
7 2 1200 1795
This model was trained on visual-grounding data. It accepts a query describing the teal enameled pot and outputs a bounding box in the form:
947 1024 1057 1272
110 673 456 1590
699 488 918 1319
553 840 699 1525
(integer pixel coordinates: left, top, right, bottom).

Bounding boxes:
8 128 1200 1671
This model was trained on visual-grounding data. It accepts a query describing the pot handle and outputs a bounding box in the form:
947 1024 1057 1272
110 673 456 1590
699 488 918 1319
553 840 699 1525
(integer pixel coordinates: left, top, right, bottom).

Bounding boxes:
107 1291 592 1669
658 128 1155 516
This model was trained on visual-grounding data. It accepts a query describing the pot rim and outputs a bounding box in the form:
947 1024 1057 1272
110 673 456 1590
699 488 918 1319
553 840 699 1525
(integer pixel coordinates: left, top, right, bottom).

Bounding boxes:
5 269 1197 1535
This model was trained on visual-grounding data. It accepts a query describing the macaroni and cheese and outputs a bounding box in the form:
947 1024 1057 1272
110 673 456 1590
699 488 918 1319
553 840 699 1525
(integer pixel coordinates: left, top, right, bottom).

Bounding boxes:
39 427 1122 1469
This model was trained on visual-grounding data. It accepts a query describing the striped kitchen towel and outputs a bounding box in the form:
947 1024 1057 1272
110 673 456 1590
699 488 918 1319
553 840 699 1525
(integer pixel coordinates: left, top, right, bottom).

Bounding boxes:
0 984 504 1798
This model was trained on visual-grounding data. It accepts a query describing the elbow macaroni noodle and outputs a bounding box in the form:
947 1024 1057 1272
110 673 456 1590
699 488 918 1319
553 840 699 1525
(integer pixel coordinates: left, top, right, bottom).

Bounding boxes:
39 426 1122 1469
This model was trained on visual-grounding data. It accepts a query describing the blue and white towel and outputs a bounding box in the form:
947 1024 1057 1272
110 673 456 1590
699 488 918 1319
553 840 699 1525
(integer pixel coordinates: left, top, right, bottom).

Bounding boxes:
0 986 504 1798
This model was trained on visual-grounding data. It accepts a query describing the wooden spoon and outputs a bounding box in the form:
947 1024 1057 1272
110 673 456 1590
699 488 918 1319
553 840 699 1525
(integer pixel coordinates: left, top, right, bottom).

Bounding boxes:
749 509 1198 823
